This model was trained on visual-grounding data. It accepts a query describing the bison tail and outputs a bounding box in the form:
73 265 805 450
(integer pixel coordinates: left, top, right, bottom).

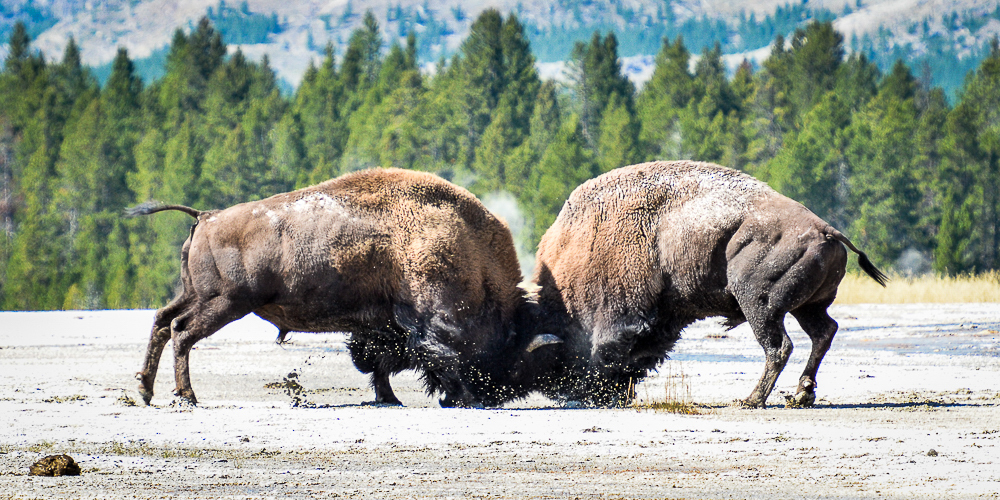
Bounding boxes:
124 201 202 219
826 228 889 287
855 251 889 288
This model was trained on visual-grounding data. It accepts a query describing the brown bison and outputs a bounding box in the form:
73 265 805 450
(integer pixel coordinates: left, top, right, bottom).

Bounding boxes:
531 161 887 408
130 168 561 408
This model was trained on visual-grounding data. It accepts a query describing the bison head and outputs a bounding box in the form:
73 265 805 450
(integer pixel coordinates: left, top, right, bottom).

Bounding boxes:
446 297 566 408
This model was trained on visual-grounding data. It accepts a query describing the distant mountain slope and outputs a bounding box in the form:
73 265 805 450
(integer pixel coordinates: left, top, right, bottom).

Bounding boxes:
3 0 999 96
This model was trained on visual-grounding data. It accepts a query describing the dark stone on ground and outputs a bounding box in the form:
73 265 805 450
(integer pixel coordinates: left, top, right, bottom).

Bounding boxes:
29 454 81 476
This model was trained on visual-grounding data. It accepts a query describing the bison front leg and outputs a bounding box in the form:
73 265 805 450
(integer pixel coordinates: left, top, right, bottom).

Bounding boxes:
370 370 403 406
348 335 406 406
787 303 838 408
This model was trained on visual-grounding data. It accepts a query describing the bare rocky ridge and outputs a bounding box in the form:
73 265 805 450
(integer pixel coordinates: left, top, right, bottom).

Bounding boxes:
9 0 1000 87
0 304 997 498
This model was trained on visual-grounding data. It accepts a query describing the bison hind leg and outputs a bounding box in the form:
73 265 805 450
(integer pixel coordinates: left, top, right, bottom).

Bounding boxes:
786 301 838 408
169 297 253 406
137 295 190 405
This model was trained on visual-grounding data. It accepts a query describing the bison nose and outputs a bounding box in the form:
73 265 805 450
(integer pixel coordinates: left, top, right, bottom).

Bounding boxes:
592 344 627 370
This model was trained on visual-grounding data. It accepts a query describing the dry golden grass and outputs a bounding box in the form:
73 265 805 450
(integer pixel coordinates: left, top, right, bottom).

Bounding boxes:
834 271 1000 304
634 362 701 414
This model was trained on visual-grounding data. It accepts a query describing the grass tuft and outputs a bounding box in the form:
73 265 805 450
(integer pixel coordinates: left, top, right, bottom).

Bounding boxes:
633 362 701 415
835 271 1000 304
27 441 56 453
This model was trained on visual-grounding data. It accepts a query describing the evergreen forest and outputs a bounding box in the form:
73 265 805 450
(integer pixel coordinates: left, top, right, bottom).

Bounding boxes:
2 10 1000 311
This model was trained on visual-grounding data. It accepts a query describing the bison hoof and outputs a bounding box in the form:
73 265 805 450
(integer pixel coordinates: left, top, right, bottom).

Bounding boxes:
438 397 484 409
138 389 153 406
784 390 816 408
171 395 197 408
361 400 403 407
173 398 197 408
735 398 765 409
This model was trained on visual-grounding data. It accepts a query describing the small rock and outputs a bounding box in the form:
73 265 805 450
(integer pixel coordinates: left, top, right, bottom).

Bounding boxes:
926 449 938 457
29 454 81 476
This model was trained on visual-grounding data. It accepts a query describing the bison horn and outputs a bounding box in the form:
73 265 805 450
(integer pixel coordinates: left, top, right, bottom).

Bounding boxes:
526 334 563 352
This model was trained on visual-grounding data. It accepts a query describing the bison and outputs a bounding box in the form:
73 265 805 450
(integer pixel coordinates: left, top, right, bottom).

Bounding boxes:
530 161 887 408
130 168 561 408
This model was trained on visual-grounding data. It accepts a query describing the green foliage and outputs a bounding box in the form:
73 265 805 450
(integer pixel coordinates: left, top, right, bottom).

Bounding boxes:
844 80 922 267
637 36 693 161
5 15 1000 310
932 40 1000 273
568 32 635 150
762 91 851 228
526 115 596 245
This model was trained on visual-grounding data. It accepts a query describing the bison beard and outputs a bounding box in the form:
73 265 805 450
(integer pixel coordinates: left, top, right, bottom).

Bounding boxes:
128 168 560 408
532 161 887 408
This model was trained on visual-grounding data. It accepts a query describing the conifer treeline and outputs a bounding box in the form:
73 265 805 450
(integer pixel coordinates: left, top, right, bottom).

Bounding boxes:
1 11 999 311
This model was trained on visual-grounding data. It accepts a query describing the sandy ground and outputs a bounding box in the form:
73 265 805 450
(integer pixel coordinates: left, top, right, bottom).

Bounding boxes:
1 304 998 499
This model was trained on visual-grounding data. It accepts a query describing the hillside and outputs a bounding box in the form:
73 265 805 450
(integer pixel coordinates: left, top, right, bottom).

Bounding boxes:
3 0 1000 94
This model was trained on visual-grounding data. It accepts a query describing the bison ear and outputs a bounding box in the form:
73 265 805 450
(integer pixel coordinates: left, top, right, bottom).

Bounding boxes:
526 334 563 352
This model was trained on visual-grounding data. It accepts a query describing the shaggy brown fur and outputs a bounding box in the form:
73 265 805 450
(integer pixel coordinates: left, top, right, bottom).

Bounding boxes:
532 161 887 408
130 168 557 408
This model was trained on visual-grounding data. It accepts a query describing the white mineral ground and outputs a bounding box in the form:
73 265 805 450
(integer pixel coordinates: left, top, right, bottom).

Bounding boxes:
1 304 998 499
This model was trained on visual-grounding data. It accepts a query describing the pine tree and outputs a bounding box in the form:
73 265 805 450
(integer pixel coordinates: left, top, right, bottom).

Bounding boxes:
1 22 48 133
339 11 383 106
460 9 506 160
51 48 144 308
2 34 99 309
934 39 1000 272
200 50 287 205
934 103 980 274
678 43 741 165
569 32 635 150
507 81 561 198
912 87 949 257
414 57 469 177
472 95 517 192
3 114 64 309
126 128 181 306
99 48 142 209
762 90 852 229
788 21 845 120
597 93 641 173
845 62 922 268
832 53 880 115
159 19 226 125
500 14 540 142
3 22 33 76
637 36 694 161
340 38 423 174
742 35 793 174
459 11 541 188
527 115 597 245
296 44 347 185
